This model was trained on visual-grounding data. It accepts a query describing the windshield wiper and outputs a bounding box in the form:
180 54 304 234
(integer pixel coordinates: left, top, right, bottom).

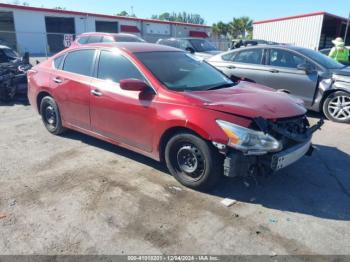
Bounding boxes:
206 83 235 91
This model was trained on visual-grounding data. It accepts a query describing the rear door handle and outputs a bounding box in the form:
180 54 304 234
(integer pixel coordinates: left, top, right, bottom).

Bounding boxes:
227 65 236 69
91 89 103 97
53 77 62 83
269 69 279 73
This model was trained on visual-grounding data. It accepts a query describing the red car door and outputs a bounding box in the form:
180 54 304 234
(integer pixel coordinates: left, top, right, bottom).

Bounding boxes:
90 50 157 152
51 49 96 130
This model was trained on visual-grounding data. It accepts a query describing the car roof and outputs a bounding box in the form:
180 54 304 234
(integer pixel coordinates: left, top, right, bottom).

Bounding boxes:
159 37 207 41
228 44 309 52
76 42 181 53
77 32 140 38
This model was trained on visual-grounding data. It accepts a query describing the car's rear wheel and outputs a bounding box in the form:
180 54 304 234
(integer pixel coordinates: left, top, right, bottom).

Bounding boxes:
165 133 223 190
323 91 350 124
40 96 66 135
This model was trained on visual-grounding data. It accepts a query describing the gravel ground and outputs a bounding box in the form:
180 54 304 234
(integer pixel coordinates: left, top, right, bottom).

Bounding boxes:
0 99 349 255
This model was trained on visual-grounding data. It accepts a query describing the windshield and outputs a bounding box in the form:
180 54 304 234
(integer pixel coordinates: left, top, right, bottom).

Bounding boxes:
297 48 344 69
3 48 19 60
189 39 217 52
135 51 234 91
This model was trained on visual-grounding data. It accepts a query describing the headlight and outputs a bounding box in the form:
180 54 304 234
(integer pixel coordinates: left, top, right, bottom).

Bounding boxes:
216 120 281 154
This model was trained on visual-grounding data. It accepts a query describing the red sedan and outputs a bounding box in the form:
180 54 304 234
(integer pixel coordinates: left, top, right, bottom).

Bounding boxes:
27 43 323 190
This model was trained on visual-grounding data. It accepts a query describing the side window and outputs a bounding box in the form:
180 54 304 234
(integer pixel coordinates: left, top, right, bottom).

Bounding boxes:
269 49 308 69
53 55 65 69
97 50 145 83
179 40 193 50
222 52 236 61
63 50 95 76
102 36 114 43
159 40 179 48
233 49 263 64
87 36 102 44
78 36 89 44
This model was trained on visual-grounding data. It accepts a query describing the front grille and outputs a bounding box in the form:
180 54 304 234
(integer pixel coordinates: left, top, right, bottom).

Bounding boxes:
272 115 310 149
252 115 311 150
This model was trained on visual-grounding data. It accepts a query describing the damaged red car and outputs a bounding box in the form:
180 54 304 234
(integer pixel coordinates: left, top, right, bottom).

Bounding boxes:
27 43 323 190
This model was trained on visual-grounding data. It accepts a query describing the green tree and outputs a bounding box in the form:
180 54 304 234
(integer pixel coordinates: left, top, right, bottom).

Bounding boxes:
151 12 205 25
116 11 136 17
229 16 253 38
212 21 230 38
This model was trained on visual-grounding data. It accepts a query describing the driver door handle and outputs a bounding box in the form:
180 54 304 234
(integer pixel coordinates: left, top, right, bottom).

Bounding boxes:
227 65 236 69
53 77 62 84
269 69 279 73
91 89 103 97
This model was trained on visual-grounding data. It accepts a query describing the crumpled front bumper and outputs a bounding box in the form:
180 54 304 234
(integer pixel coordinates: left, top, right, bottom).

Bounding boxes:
223 118 324 178
270 139 312 171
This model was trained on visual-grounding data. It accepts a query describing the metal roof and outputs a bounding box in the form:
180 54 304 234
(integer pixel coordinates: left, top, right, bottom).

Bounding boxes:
254 11 348 25
0 3 210 28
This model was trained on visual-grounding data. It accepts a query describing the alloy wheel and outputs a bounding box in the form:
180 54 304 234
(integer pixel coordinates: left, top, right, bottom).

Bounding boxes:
327 95 350 121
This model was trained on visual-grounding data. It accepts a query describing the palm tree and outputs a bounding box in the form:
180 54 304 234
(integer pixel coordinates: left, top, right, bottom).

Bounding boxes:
229 16 253 39
212 21 230 38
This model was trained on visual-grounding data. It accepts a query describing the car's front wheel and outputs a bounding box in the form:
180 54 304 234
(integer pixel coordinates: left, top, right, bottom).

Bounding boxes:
40 96 66 135
323 91 350 124
165 133 223 190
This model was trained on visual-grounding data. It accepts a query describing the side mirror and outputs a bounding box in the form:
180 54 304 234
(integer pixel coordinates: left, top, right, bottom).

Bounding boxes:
120 79 149 91
297 63 314 74
185 47 195 54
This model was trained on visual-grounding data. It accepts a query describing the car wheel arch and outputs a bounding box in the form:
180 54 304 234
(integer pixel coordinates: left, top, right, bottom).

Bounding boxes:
158 126 210 163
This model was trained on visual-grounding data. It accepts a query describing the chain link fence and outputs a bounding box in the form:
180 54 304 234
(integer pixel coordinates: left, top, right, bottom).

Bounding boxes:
0 30 76 58
209 38 231 51
0 30 232 61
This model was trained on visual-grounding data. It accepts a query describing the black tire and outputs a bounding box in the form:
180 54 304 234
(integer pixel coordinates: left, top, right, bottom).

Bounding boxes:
40 96 66 135
165 133 223 190
323 91 350 124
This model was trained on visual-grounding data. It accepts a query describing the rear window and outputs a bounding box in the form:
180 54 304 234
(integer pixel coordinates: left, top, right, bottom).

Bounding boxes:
158 39 179 48
77 36 89 44
63 50 95 76
102 36 115 43
53 55 65 69
114 35 144 42
87 36 102 44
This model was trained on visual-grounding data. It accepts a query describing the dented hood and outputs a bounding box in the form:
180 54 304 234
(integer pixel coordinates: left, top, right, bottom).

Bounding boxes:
184 82 307 119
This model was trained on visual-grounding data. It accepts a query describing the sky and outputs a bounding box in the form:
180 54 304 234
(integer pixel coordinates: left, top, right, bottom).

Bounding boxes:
1 0 350 24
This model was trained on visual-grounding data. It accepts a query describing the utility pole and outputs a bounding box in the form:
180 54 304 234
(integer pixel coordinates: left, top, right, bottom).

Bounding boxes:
344 11 350 44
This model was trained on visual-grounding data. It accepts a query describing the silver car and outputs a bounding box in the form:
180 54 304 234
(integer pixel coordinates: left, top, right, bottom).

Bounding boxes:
157 38 221 59
207 45 350 123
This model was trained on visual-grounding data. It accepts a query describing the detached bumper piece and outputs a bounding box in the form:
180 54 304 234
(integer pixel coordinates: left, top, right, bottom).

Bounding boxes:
270 140 311 171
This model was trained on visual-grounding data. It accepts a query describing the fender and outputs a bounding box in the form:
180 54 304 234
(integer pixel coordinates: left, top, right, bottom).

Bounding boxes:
332 80 350 93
